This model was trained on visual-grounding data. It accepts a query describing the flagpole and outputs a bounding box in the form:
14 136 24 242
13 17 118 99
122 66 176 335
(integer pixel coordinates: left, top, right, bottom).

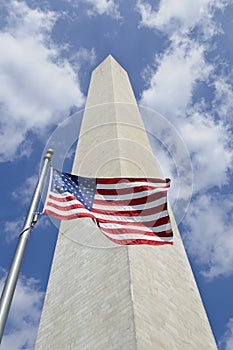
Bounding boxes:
0 148 54 344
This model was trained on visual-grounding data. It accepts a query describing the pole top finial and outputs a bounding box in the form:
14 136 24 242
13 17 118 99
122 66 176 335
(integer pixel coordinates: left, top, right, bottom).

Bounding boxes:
44 148 54 160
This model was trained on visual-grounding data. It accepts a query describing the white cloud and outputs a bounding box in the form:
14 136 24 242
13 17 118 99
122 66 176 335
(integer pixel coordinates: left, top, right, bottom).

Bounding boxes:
12 175 38 204
214 76 233 122
140 36 211 116
84 0 121 18
3 214 52 244
69 47 96 72
3 218 24 243
0 269 44 350
143 104 232 226
183 193 233 278
0 1 85 162
181 108 232 192
136 0 226 37
3 0 58 38
219 318 233 350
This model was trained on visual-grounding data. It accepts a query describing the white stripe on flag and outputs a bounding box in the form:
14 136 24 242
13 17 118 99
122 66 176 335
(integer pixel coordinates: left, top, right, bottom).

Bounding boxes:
101 231 173 242
95 187 168 201
99 222 172 233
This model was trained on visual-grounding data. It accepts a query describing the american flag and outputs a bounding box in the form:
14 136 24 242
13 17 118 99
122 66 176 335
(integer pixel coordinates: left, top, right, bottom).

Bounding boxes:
43 168 173 246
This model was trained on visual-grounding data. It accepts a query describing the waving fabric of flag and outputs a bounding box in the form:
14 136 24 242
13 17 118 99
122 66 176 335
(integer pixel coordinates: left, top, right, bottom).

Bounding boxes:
43 168 173 246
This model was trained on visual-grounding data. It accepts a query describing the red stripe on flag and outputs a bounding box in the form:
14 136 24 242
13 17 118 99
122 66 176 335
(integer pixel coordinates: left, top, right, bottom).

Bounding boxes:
96 215 170 227
45 201 86 212
96 186 168 196
97 178 170 184
99 226 173 238
48 193 77 203
44 209 93 220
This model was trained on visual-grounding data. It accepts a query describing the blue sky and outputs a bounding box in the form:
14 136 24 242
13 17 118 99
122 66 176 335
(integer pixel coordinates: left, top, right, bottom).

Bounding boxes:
0 0 233 348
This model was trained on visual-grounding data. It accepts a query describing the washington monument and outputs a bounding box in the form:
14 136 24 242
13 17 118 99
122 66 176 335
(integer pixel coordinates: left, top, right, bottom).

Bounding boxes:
35 55 217 349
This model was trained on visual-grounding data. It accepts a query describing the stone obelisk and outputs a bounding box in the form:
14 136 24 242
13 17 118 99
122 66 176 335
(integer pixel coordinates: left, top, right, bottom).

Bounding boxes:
35 55 217 349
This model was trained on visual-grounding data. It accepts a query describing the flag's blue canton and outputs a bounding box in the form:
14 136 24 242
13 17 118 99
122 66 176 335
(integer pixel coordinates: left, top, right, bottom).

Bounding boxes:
52 169 96 211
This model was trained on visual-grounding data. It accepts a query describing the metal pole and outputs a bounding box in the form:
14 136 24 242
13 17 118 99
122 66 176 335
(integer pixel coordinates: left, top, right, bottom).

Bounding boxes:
0 148 54 343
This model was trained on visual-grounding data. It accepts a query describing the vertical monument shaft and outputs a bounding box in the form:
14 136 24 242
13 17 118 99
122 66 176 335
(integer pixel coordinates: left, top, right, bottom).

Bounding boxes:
35 56 217 349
